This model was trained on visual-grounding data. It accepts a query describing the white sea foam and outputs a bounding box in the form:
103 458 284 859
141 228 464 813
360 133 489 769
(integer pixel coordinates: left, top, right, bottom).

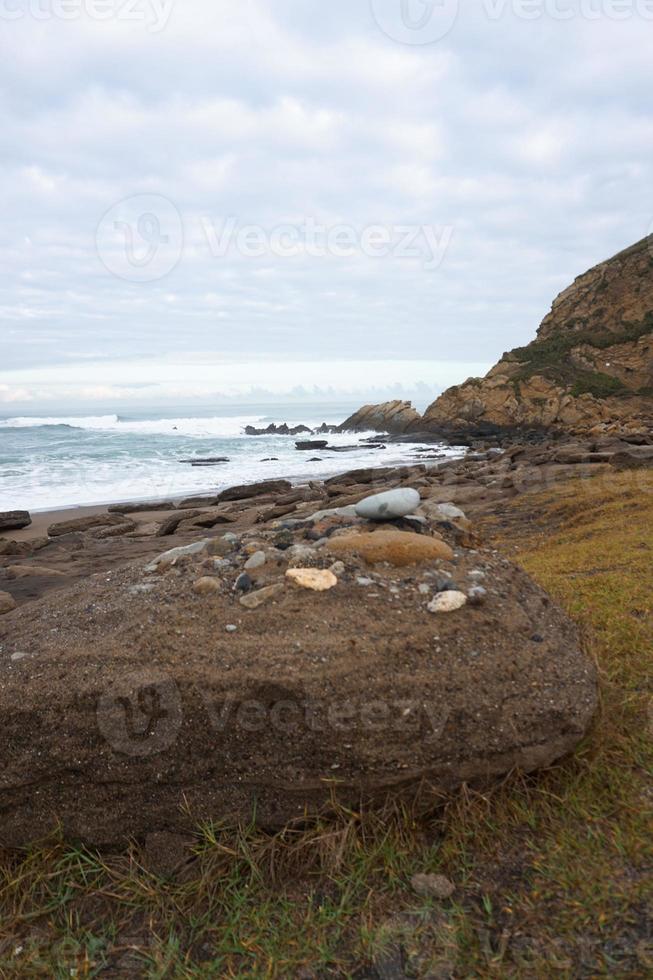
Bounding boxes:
0 407 462 511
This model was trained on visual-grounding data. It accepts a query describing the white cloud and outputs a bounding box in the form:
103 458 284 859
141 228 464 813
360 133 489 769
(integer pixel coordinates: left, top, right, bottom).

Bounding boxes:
0 1 651 398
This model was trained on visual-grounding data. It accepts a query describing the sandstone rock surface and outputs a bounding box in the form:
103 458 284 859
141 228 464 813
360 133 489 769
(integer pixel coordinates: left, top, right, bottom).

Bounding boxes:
0 544 598 847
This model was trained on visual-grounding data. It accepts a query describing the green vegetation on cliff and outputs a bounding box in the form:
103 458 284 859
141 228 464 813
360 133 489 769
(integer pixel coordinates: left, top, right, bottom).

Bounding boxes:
503 312 653 397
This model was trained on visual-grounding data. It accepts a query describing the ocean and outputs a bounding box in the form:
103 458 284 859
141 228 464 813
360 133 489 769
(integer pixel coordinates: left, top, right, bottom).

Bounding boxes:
0 402 461 512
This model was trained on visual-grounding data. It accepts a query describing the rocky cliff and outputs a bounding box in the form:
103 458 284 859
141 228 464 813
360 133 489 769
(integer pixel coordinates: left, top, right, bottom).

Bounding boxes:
421 235 653 437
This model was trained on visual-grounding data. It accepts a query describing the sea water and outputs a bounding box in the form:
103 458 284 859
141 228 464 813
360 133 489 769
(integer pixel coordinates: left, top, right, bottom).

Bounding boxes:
0 402 461 512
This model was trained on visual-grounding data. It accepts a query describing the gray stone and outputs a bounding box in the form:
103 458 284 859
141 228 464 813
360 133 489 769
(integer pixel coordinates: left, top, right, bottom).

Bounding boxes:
144 539 212 574
468 586 488 606
355 488 420 521
435 502 467 521
244 551 266 571
207 537 236 557
410 873 455 900
306 504 359 522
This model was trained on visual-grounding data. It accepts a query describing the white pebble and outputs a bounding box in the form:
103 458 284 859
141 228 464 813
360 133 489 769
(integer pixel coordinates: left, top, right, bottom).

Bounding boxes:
427 591 468 614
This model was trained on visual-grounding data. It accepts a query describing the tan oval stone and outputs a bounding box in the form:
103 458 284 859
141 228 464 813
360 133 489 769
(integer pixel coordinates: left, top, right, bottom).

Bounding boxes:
192 577 221 596
285 568 338 591
327 530 453 566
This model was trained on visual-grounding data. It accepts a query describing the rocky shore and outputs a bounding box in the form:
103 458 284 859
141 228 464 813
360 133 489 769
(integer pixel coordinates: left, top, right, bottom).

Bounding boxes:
0 434 625 846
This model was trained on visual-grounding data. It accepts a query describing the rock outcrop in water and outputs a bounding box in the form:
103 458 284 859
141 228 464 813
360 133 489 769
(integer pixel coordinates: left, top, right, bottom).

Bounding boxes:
339 400 422 434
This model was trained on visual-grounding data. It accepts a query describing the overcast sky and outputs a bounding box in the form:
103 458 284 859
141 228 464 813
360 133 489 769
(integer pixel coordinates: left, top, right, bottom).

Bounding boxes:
1 0 652 409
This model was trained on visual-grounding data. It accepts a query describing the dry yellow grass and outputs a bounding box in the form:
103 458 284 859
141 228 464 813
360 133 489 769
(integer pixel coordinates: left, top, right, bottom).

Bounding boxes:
0 470 651 977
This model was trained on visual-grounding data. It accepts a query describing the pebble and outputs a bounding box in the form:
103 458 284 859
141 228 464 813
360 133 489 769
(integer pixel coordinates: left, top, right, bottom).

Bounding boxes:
468 586 487 606
418 583 431 595
286 544 317 565
427 591 468 614
234 573 253 593
329 561 346 578
273 529 295 550
433 574 457 593
209 558 232 572
144 539 212 574
355 487 421 521
207 537 237 557
225 624 238 633
357 577 374 587
286 568 338 592
239 583 285 609
410 873 455 900
192 577 221 596
468 569 486 581
434 503 467 521
307 504 358 522
0 591 17 615
244 551 266 570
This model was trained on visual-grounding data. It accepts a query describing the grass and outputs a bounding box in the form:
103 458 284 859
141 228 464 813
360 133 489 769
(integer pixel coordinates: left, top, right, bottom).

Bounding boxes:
1 471 652 977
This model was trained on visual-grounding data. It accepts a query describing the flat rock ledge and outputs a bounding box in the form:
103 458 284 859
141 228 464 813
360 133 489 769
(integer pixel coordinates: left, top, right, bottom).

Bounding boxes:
0 526 598 848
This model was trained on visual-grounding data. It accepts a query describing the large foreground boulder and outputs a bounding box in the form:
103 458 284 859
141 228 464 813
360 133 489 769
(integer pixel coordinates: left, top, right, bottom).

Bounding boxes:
0 535 598 847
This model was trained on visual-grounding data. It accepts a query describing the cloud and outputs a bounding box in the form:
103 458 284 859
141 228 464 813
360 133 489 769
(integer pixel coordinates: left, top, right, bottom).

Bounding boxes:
0 0 651 403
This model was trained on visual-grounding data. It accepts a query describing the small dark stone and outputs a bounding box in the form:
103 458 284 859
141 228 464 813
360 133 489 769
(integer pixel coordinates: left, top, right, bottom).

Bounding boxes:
531 633 544 643
234 573 252 593
273 530 294 551
434 576 457 593
468 586 487 606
